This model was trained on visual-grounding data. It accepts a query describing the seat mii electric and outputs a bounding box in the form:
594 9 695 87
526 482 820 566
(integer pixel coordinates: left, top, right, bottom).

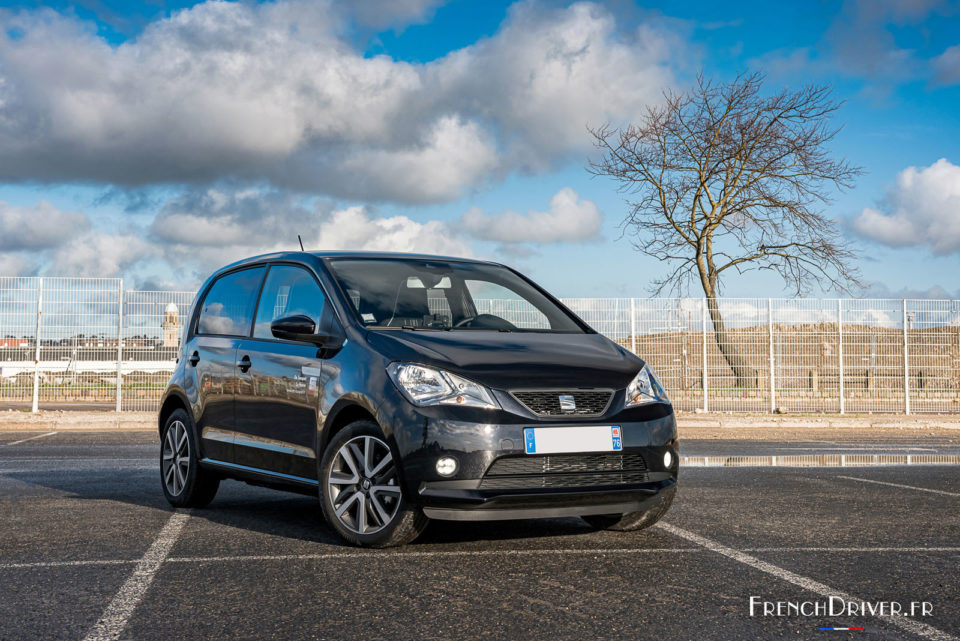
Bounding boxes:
159 252 677 547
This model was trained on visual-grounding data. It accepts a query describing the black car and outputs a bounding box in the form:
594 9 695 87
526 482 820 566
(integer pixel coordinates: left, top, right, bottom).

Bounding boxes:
158 252 677 547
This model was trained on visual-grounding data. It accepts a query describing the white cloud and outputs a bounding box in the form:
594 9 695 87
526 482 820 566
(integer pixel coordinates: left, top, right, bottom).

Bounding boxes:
306 116 499 203
852 158 960 254
1 184 605 284
0 200 90 250
313 206 473 257
344 0 447 30
0 1 680 203
933 44 960 85
430 2 675 167
144 187 475 281
461 187 603 243
49 231 155 277
0 253 35 276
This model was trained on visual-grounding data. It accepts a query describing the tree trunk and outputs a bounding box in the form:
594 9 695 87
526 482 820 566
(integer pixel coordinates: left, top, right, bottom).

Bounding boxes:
706 297 757 389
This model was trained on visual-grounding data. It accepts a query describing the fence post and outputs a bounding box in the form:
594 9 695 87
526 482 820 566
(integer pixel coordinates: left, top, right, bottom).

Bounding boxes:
903 299 910 415
838 299 845 415
768 298 776 413
702 299 708 412
31 278 43 413
630 298 637 355
115 280 124 413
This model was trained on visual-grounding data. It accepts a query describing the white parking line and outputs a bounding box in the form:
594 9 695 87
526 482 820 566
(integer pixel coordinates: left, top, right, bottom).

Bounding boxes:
164 548 704 564
657 522 958 641
2 546 957 572
4 432 57 446
838 476 960 497
776 446 939 452
81 512 189 641
0 559 136 570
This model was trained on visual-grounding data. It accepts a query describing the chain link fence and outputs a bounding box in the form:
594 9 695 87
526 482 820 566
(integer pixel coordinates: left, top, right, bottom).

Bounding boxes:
1 277 958 414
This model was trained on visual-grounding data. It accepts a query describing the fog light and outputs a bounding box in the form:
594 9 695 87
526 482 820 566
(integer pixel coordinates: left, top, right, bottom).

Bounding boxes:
663 450 673 468
435 456 458 477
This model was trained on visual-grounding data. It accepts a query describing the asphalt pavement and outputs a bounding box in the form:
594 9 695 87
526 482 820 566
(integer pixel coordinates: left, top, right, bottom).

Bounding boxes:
1 431 958 641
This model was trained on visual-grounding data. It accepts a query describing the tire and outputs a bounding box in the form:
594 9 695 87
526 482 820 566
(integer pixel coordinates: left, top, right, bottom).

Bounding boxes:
160 408 220 508
581 484 676 532
319 420 427 548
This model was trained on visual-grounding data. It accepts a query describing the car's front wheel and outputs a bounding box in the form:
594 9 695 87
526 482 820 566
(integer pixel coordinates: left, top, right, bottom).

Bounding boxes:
581 485 676 531
319 420 427 547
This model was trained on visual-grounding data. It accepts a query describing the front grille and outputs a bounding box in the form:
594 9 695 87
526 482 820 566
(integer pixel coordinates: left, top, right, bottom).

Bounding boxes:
487 453 647 475
511 390 613 417
479 453 648 490
480 471 649 490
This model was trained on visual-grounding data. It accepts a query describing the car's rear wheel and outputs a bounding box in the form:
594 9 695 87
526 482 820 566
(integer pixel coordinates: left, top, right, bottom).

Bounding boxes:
319 420 427 547
581 485 676 531
160 408 220 508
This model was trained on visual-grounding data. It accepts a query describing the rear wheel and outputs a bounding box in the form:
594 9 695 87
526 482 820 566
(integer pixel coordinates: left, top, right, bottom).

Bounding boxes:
319 420 427 547
160 409 219 508
582 485 676 532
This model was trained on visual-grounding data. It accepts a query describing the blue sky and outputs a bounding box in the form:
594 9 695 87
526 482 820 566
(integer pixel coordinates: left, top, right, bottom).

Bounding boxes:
0 0 958 297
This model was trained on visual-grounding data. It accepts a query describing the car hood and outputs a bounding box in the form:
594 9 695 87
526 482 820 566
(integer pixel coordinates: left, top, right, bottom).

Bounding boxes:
365 330 643 390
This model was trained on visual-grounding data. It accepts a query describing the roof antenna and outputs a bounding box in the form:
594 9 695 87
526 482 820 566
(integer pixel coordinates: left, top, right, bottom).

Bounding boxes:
297 234 304 251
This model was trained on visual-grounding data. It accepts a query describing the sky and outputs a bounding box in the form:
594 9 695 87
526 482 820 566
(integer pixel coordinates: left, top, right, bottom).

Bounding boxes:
0 0 958 298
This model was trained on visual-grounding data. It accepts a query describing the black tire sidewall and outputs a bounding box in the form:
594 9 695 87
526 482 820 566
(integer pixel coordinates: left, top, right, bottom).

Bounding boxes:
319 420 420 547
160 408 205 507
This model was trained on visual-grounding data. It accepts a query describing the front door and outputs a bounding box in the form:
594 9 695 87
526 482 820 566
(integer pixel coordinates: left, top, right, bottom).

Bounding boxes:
234 265 328 479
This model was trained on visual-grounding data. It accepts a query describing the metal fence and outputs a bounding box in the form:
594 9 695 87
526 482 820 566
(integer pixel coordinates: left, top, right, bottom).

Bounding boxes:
1 277 959 414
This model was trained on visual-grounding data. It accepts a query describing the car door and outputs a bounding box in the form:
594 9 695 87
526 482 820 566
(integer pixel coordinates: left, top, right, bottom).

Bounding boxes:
233 264 330 479
186 266 266 464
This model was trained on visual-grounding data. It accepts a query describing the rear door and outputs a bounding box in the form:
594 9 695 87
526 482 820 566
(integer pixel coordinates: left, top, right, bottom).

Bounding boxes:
186 266 266 463
234 264 329 479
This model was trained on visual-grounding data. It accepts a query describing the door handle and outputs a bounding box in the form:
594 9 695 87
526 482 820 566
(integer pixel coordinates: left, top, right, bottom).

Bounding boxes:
188 351 200 367
236 355 252 372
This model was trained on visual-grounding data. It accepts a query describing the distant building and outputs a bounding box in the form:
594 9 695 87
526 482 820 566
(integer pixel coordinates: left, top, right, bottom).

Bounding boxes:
162 303 181 348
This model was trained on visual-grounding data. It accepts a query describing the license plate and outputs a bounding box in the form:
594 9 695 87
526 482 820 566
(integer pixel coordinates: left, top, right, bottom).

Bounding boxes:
523 426 622 455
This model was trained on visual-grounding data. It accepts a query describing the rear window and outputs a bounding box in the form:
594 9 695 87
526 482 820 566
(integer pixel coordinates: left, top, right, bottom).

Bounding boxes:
196 267 265 337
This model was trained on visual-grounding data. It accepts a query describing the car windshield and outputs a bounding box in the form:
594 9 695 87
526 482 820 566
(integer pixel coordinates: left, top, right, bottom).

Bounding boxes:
326 258 586 333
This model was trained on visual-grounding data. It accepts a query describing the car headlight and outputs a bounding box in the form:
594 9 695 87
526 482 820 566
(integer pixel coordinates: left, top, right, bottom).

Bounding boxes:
624 364 670 407
387 362 500 409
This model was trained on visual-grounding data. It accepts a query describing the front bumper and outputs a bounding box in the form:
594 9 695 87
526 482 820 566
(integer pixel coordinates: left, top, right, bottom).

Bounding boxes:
419 475 676 521
379 397 679 521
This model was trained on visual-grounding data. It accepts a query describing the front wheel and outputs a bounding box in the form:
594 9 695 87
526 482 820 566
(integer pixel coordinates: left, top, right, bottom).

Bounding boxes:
319 421 427 547
160 409 220 508
582 485 676 532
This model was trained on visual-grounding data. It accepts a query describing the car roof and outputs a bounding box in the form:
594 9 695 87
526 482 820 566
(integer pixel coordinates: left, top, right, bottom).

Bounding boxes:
216 250 503 273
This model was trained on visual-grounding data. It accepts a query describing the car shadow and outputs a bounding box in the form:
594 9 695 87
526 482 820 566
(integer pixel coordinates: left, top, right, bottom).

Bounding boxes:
7 466 603 548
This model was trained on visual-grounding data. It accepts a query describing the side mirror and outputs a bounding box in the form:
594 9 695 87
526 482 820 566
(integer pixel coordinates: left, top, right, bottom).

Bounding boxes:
270 315 330 345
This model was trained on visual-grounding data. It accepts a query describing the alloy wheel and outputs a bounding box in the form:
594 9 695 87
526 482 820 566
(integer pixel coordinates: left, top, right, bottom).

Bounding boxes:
162 420 190 496
327 435 401 535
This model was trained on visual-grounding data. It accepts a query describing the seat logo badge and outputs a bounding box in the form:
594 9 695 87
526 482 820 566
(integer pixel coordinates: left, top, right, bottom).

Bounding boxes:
559 394 576 412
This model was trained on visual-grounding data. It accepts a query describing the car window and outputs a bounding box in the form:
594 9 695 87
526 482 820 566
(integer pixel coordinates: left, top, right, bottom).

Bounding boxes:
253 265 326 339
465 280 551 329
196 267 265 337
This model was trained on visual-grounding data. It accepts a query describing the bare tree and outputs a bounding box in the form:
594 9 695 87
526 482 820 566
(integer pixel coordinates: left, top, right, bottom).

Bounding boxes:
589 73 862 388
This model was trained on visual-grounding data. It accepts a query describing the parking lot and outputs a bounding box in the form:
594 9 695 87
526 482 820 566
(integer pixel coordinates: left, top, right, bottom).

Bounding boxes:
1 430 958 641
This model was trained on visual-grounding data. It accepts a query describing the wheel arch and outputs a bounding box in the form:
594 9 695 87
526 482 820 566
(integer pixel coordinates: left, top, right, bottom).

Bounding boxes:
158 389 191 435
320 395 383 454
